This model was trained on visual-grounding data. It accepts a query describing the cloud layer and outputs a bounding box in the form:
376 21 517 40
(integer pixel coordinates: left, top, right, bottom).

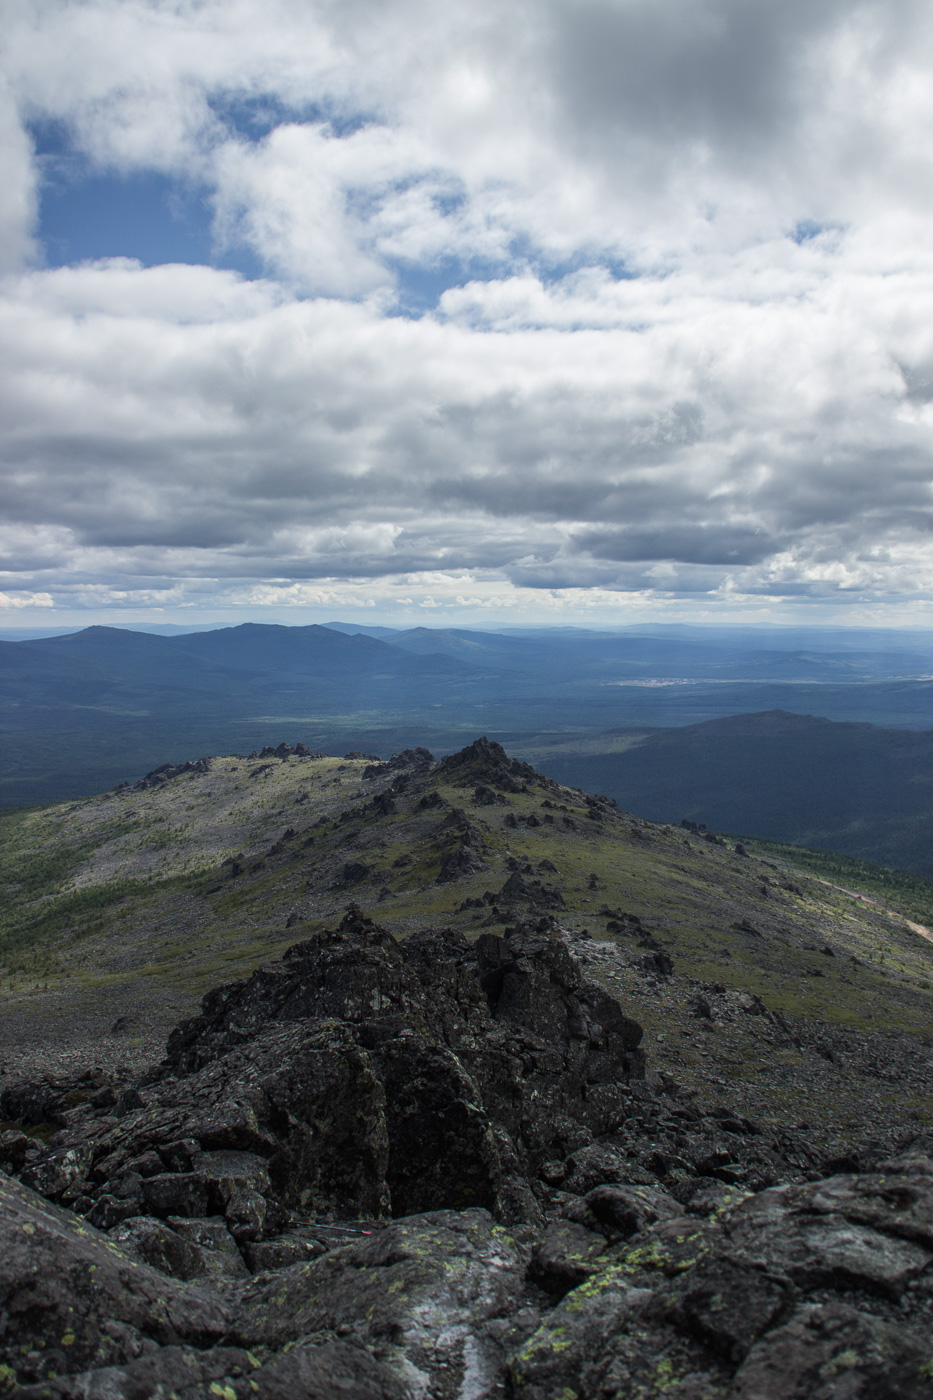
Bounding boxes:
2 0 933 619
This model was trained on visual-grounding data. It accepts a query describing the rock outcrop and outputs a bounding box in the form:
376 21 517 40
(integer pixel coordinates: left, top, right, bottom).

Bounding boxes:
2 910 933 1397
437 735 541 792
128 756 213 791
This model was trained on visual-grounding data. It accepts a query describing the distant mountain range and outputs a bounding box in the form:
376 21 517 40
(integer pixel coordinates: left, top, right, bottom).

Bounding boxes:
3 622 933 875
523 709 933 877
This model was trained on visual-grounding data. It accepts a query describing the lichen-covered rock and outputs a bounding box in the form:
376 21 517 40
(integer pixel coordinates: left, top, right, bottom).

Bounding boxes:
0 1172 230 1390
3 1106 933 1397
527 1218 609 1295
5 905 933 1399
507 1155 933 1399
229 1208 531 1393
728 1302 933 1399
16 1340 409 1400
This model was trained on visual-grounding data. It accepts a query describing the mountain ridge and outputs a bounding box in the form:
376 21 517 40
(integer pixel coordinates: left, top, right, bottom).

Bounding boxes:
5 624 933 879
0 736 932 1397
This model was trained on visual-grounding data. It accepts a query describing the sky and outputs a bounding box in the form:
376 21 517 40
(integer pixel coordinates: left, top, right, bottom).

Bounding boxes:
3 0 933 631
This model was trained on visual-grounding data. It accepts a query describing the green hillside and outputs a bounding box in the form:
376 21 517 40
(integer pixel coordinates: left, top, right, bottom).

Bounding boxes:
2 740 931 1157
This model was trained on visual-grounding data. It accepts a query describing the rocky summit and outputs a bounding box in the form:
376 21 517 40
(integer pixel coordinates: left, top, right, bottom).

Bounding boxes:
0 906 932 1398
2 737 933 1397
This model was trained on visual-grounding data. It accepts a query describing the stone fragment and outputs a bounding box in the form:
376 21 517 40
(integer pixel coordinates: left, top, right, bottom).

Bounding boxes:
167 1214 250 1278
108 1215 212 1282
241 1231 328 1272
142 1171 212 1218
666 1254 794 1361
730 1302 933 1399
579 1181 685 1239
527 1219 608 1295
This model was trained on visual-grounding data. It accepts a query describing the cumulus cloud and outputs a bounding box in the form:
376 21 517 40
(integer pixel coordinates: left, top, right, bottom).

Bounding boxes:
1 0 933 619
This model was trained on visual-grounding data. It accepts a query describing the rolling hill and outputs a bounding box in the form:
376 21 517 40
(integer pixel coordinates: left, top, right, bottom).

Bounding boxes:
520 710 933 876
4 623 933 863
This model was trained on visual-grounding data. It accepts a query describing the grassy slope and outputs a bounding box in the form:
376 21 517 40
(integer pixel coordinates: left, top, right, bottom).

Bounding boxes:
1 747 932 1150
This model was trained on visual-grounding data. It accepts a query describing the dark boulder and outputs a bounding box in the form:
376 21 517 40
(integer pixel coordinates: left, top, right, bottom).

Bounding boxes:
498 870 566 909
7 911 646 1251
336 859 371 885
436 840 487 882
473 783 508 805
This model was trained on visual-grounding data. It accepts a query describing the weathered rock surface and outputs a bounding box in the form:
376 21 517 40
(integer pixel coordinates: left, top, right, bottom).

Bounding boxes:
507 1155 933 1399
129 756 213 791
3 910 646 1236
3 912 933 1398
4 1155 932 1397
436 735 541 793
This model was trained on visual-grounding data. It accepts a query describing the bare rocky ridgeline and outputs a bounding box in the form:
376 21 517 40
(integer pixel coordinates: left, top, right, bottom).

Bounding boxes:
2 906 933 1397
2 739 933 1396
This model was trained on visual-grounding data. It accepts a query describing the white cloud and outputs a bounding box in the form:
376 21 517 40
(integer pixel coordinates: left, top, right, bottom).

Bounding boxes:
0 589 52 608
3 0 929 285
0 79 36 272
1 0 933 618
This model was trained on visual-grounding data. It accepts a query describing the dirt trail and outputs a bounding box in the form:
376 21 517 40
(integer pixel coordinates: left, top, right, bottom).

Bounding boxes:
814 876 933 946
